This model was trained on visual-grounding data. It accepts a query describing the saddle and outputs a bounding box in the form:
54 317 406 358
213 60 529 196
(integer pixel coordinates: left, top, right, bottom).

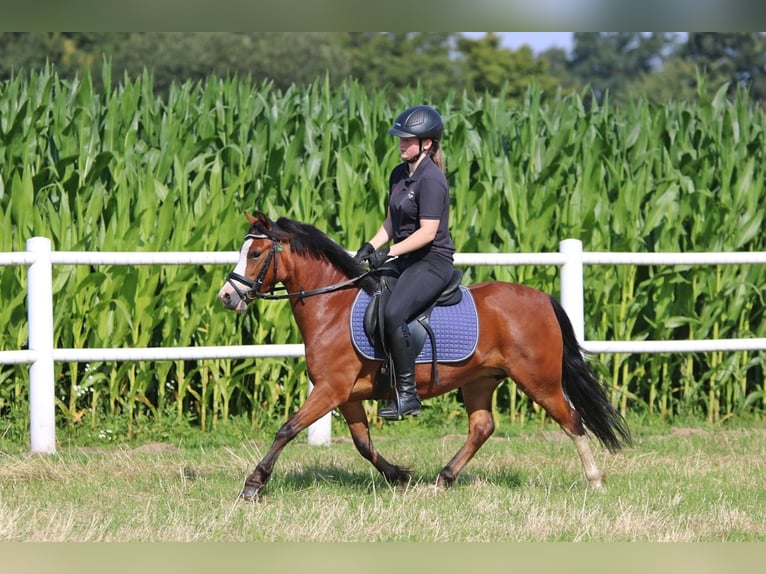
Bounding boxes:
361 267 465 397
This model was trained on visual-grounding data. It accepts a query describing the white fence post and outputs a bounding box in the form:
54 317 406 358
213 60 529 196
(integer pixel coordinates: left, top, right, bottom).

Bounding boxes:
306 381 331 446
26 237 57 454
559 238 585 346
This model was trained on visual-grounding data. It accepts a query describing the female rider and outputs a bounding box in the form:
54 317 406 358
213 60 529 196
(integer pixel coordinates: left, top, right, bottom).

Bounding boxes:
355 105 456 420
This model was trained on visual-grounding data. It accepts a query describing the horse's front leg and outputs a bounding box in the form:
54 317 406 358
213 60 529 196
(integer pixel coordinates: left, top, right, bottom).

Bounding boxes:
337 401 412 488
240 419 298 500
240 383 340 501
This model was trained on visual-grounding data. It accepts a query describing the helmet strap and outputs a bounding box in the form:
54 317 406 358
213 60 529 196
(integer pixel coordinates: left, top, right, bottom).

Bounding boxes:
406 140 426 164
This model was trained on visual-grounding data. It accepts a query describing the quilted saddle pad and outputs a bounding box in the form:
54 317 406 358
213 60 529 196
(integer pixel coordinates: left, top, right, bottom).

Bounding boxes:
349 286 479 363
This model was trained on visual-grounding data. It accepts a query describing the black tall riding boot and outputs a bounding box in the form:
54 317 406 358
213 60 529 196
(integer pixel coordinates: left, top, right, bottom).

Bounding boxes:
378 323 423 421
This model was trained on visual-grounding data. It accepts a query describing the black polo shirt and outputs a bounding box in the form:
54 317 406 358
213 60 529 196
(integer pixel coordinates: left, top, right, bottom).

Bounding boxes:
387 155 455 262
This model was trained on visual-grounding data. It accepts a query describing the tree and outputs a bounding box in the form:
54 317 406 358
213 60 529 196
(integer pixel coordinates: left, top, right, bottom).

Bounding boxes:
568 33 678 103
341 32 460 100
680 33 766 101
455 33 563 101
637 57 701 105
539 47 573 88
0 32 62 77
106 33 350 95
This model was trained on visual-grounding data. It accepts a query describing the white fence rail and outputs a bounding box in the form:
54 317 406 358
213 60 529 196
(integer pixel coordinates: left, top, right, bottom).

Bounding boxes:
2 237 766 454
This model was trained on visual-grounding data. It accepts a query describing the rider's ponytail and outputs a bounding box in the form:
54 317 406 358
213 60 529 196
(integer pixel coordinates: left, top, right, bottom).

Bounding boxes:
430 142 444 172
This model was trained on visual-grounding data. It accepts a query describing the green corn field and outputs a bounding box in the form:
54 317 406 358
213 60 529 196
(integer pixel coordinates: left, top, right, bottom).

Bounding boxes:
1 65 764 435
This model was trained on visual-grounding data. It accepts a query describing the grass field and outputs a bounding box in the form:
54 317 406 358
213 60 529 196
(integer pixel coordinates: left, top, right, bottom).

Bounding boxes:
2 417 765 542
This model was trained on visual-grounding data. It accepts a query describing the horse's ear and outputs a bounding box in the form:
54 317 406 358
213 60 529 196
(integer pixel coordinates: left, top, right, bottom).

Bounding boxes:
246 211 271 228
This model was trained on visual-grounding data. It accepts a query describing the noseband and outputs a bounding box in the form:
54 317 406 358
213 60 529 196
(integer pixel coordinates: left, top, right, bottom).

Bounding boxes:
225 233 376 303
225 233 284 303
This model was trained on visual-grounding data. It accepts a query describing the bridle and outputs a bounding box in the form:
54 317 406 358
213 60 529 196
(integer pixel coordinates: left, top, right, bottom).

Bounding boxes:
225 233 280 303
225 233 377 304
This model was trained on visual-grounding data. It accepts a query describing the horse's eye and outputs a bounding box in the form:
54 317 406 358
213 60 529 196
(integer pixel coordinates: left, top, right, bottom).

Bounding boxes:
249 250 261 259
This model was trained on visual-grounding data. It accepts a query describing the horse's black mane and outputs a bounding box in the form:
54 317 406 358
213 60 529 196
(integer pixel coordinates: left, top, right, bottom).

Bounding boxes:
255 216 378 295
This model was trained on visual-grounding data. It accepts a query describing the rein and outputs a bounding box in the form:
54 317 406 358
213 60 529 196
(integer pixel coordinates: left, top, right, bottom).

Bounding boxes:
225 233 378 303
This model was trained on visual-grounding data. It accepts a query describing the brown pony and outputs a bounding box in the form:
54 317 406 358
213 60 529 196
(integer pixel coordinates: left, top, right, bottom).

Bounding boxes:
218 212 631 500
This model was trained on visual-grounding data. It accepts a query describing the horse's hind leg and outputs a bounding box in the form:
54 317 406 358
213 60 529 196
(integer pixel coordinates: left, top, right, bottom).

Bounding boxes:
338 401 412 488
436 378 498 488
565 422 605 490
519 378 606 490
538 398 605 489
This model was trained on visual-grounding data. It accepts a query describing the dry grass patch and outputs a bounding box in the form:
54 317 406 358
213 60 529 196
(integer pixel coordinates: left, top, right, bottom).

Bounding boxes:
1 428 766 541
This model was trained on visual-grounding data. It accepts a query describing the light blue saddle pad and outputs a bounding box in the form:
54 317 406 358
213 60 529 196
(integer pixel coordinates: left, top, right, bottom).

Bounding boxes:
350 286 479 363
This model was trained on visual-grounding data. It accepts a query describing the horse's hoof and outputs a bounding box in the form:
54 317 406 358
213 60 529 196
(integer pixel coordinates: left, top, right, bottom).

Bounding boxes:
239 484 262 502
396 469 414 490
383 465 413 489
435 470 455 489
431 479 448 495
587 471 607 491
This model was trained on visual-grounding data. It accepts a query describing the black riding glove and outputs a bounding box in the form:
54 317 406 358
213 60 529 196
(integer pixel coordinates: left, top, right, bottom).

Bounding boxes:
354 242 375 263
366 247 390 269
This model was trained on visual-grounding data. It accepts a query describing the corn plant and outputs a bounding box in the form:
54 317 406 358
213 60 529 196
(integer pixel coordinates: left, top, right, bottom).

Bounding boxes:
1 64 765 435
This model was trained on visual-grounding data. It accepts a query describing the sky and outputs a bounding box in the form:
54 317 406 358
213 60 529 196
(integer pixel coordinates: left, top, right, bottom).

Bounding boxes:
464 32 574 54
498 32 574 53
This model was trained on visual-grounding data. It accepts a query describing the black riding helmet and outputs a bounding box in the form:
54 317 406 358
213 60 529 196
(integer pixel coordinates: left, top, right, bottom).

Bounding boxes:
389 105 444 141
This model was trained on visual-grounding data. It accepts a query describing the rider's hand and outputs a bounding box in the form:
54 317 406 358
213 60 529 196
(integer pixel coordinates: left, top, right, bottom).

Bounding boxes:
366 247 390 269
354 242 374 263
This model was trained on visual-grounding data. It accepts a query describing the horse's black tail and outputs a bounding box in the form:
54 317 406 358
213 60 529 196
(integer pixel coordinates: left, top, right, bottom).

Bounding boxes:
549 296 632 452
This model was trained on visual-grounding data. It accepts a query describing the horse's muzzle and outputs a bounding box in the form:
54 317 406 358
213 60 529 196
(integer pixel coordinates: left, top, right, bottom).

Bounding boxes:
218 284 248 314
